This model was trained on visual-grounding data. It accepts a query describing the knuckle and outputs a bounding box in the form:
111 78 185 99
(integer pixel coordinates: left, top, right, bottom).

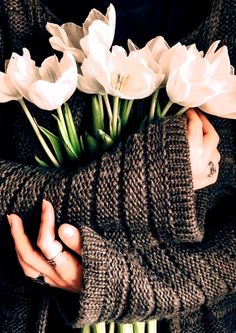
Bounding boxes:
37 238 47 252
214 133 220 146
23 269 32 278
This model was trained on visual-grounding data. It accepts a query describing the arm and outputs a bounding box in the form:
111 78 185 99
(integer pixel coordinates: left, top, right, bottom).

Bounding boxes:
8 199 236 327
0 112 218 245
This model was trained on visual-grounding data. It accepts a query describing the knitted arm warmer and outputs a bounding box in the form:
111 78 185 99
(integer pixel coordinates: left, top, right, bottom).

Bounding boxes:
51 218 236 327
0 117 205 243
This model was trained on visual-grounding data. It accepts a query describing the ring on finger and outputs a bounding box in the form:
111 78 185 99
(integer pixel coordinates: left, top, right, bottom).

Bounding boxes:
208 161 217 178
43 248 64 267
31 272 49 286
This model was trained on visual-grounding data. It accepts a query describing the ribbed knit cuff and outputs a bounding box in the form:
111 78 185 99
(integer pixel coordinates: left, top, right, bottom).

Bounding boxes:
146 116 206 242
51 226 113 327
52 226 160 326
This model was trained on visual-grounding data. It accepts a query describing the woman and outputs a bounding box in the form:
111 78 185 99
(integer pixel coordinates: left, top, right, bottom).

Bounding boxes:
0 0 235 332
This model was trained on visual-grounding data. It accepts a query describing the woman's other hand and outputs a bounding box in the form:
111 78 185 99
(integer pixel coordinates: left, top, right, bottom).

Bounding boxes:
7 200 82 293
186 109 221 190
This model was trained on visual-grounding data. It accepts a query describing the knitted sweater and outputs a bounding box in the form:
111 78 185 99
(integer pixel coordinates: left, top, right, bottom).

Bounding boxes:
0 0 235 332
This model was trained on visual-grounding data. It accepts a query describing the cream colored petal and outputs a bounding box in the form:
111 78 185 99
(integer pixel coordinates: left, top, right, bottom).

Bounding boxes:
62 22 84 48
77 56 106 94
8 50 40 98
46 23 70 45
28 80 75 110
147 36 169 61
39 55 61 82
204 40 221 61
200 77 236 118
0 72 21 102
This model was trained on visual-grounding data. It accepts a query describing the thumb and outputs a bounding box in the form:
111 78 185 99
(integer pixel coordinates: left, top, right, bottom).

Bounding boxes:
58 224 81 255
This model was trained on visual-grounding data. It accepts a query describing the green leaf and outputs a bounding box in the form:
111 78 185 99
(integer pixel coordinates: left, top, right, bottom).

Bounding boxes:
92 95 104 138
156 101 162 119
64 103 81 155
35 155 50 168
53 114 79 161
139 115 148 130
38 125 64 164
98 129 114 148
85 132 98 154
79 135 85 153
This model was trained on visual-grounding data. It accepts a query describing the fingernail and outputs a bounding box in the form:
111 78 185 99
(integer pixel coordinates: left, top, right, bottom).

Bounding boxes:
7 214 13 226
62 226 75 238
42 199 48 212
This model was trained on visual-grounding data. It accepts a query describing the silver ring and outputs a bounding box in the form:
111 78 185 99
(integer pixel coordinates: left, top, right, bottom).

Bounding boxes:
208 161 217 177
31 273 48 286
44 249 64 267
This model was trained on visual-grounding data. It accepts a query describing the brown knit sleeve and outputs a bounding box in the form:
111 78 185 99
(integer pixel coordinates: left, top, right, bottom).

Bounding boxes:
50 216 236 327
0 116 209 243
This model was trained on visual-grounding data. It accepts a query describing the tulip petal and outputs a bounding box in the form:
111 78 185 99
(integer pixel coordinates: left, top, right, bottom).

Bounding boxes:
200 91 236 119
0 72 21 102
28 79 76 110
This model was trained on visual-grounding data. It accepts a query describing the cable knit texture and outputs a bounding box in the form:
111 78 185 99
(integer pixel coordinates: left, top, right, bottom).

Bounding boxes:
0 0 235 332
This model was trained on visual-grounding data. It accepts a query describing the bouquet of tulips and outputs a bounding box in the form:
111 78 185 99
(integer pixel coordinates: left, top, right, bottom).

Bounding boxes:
0 4 235 168
0 3 236 333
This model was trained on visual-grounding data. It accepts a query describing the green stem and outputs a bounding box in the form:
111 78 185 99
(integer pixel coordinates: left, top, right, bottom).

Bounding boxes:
103 94 113 120
121 99 134 127
118 323 133 333
108 322 115 333
98 94 104 121
81 325 91 333
93 322 106 333
149 89 159 123
176 105 189 116
147 319 157 333
103 94 113 136
160 100 174 117
18 99 60 168
112 96 119 138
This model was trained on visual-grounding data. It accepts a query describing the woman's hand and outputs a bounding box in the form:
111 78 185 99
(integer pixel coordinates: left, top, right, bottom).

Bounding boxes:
186 109 221 190
7 200 83 293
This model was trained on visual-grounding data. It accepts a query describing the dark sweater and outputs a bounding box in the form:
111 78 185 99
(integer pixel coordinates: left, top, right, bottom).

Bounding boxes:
0 0 236 332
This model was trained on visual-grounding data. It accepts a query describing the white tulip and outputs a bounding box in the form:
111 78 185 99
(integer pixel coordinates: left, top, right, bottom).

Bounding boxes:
78 45 164 99
0 54 27 102
200 75 236 119
166 41 234 108
46 4 116 63
9 48 77 110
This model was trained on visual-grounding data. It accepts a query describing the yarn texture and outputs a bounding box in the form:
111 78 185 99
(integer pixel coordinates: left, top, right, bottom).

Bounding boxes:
0 0 235 332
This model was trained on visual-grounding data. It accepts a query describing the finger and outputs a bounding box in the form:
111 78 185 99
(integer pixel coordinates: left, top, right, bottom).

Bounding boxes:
7 214 60 281
50 250 83 292
37 200 63 260
186 109 203 144
58 224 82 255
196 111 220 148
16 246 80 292
17 255 76 291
